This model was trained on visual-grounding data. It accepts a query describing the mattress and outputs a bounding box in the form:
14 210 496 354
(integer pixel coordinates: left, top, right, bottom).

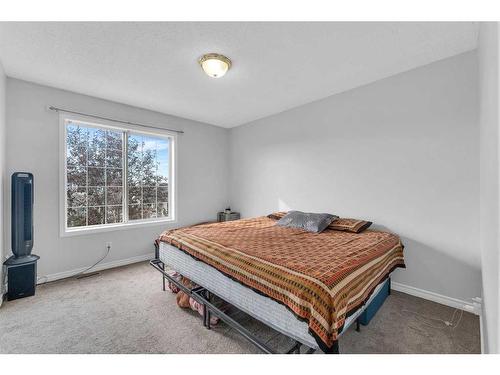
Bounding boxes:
159 242 387 350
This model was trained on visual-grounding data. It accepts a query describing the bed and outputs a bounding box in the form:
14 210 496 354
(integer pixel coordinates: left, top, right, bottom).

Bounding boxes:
156 215 405 353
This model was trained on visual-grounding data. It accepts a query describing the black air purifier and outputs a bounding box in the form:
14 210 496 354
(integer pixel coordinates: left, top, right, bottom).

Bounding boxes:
3 172 39 301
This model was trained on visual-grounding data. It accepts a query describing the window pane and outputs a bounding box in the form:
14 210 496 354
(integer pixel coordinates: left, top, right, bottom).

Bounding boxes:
106 206 122 224
157 186 168 202
88 167 105 186
128 204 142 220
67 146 87 167
106 130 122 150
88 128 106 147
106 168 122 186
142 136 157 186
128 186 141 204
106 149 122 168
88 187 105 206
158 202 168 218
107 187 122 206
142 186 156 204
66 123 87 166
127 134 142 187
88 128 106 166
67 186 87 207
88 206 105 226
68 207 87 227
157 139 169 186
88 149 105 167
65 121 124 229
67 165 87 187
127 133 170 221
142 203 156 219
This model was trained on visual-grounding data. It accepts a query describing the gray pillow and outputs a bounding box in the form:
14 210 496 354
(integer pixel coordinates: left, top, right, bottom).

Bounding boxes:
276 211 338 233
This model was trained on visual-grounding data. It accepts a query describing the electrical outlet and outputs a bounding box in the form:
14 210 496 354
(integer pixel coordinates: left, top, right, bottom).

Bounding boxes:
105 242 112 251
472 297 482 304
463 302 482 315
463 304 475 312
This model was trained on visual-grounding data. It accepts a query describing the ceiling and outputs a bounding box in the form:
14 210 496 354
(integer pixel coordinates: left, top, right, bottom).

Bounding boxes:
0 22 478 128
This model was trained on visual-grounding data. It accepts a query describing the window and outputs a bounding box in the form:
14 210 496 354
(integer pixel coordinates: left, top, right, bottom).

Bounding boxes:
61 116 175 235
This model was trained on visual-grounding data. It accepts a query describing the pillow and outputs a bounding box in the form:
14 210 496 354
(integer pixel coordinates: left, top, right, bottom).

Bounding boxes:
268 211 372 233
328 218 372 233
267 211 287 220
276 211 338 233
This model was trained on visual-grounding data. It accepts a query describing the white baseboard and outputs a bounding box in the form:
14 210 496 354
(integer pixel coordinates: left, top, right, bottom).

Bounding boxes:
38 253 152 284
42 262 481 316
391 281 481 316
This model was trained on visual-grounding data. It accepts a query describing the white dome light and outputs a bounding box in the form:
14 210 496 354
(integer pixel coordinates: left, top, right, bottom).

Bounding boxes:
199 53 232 78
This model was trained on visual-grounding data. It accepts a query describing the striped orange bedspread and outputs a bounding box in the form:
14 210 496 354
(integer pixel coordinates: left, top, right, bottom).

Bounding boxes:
159 216 405 352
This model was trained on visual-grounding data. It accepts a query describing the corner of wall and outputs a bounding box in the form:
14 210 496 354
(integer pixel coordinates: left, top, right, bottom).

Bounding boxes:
0 60 6 306
478 21 500 354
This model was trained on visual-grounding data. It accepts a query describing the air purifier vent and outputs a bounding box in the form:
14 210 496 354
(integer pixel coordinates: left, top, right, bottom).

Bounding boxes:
11 172 34 258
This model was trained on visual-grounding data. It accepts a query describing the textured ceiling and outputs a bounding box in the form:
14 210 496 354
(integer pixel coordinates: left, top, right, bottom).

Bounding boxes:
0 22 478 127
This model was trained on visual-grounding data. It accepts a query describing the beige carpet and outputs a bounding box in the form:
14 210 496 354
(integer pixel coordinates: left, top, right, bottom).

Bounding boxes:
0 261 480 354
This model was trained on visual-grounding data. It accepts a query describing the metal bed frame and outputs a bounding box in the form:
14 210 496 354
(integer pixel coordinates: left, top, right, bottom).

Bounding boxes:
150 258 318 354
150 243 380 354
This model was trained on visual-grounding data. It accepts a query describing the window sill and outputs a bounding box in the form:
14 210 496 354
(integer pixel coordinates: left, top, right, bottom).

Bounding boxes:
60 217 177 237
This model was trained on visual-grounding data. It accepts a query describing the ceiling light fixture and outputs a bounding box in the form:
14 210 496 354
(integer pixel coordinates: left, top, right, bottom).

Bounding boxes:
199 53 232 78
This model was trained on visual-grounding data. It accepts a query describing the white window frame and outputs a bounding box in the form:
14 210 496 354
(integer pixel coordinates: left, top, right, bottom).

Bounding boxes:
59 113 177 237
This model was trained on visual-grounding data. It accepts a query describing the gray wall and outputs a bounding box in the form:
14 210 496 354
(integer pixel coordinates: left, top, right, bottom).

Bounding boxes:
478 22 499 354
0 61 5 301
5 78 229 278
229 51 481 303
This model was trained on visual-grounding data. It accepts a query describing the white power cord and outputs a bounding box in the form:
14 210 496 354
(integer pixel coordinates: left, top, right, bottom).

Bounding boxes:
403 308 471 352
72 243 111 279
37 244 111 286
402 308 464 330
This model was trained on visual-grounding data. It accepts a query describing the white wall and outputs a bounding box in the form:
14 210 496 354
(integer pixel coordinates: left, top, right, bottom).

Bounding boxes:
5 78 229 279
0 61 6 301
229 51 481 303
478 22 500 354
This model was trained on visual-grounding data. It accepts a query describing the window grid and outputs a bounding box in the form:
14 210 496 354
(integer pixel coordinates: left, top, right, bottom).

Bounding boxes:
126 132 170 221
155 140 158 220
103 132 107 225
123 131 129 225
85 130 89 227
64 119 172 231
66 126 124 226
